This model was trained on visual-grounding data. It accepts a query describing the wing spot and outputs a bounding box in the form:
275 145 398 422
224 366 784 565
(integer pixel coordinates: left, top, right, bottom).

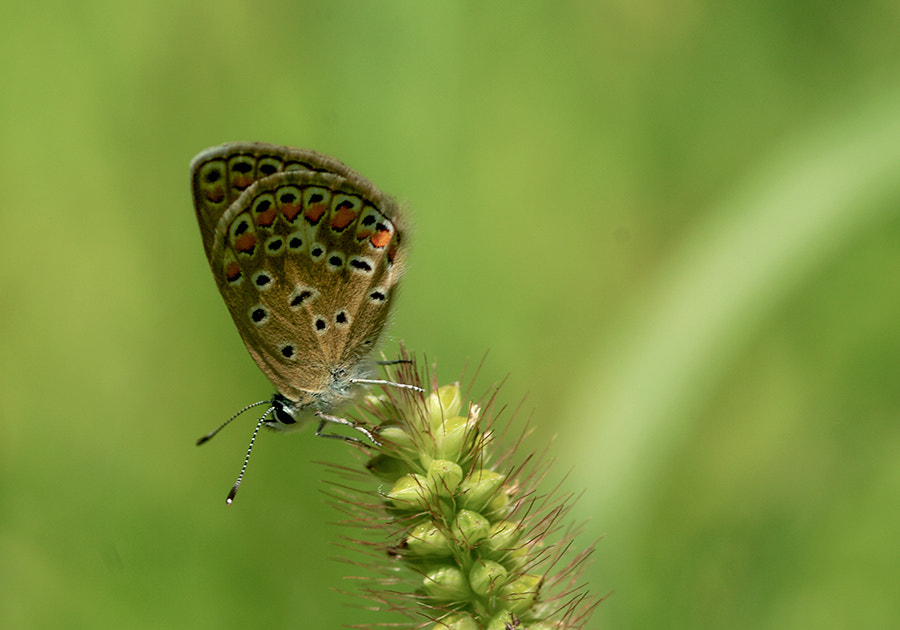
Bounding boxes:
349 257 373 273
305 203 327 225
253 197 277 227
259 161 279 176
370 224 392 248
249 305 269 326
331 199 358 231
265 236 284 255
225 261 242 284
233 232 257 255
335 310 350 327
253 272 273 289
279 188 302 222
229 157 255 189
289 285 318 309
204 167 222 184
287 231 305 252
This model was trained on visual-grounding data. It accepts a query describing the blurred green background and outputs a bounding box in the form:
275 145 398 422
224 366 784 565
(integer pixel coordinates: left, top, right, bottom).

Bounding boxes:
2 2 899 628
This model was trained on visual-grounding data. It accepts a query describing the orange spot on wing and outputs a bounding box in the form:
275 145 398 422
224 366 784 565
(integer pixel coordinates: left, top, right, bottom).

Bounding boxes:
225 262 242 282
281 202 301 221
331 207 357 230
204 187 225 203
305 203 327 224
370 228 391 248
233 175 253 189
256 208 277 226
234 233 257 253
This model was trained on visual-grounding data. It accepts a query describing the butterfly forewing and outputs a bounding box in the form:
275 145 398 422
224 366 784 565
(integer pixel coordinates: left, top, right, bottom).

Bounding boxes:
191 143 365 258
190 143 406 408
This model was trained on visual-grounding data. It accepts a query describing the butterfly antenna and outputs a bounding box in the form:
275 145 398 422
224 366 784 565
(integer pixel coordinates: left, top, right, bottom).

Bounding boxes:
196 400 271 446
226 406 275 506
375 359 413 366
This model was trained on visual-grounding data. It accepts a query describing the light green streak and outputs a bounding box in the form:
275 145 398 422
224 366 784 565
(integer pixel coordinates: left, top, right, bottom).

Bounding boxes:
565 88 900 516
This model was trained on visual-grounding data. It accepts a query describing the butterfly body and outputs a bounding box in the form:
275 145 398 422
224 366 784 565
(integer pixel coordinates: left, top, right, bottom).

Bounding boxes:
191 143 407 431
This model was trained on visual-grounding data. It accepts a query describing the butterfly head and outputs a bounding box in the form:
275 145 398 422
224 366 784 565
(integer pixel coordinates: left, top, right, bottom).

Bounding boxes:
265 361 371 430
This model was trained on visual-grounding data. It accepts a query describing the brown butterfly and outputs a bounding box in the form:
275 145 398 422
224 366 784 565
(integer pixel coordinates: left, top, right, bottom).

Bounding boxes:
190 142 411 503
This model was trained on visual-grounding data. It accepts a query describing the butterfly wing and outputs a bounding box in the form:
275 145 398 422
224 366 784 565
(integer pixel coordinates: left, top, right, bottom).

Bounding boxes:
190 143 407 407
191 143 369 260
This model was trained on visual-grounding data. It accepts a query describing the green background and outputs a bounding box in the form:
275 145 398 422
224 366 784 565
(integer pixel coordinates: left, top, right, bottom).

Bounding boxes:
3 2 899 628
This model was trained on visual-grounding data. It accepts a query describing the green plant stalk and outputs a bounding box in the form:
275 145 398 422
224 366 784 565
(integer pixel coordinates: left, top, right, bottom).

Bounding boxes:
329 356 599 629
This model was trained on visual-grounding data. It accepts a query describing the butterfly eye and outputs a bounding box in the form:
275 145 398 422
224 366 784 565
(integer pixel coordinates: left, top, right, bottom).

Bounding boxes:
273 405 297 425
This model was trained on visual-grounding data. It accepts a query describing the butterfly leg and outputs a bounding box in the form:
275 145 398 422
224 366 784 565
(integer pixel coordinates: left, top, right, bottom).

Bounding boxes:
315 412 381 446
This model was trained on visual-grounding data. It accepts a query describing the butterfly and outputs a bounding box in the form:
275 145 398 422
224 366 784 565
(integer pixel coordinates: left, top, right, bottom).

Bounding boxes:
190 142 410 503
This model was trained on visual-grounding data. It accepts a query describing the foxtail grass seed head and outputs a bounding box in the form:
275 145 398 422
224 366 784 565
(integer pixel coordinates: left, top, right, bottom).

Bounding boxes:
332 355 599 629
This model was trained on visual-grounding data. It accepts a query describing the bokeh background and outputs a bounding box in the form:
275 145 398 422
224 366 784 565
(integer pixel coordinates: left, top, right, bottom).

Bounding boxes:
2 2 899 628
